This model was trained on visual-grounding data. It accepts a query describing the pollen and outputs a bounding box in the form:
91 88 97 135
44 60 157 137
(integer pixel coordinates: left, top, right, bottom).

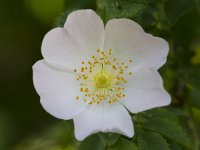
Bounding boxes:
73 48 133 105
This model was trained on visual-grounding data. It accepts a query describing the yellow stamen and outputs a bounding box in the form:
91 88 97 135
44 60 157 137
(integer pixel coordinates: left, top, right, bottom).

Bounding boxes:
73 49 133 105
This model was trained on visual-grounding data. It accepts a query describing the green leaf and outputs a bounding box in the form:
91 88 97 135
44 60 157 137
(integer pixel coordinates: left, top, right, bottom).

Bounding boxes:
78 134 106 150
137 108 187 127
97 0 148 23
136 109 192 149
138 131 170 150
98 133 120 146
140 108 178 121
108 137 138 150
142 118 191 148
168 141 183 150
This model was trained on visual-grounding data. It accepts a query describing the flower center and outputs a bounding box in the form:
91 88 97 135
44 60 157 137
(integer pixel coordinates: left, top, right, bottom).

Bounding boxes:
95 71 111 88
73 49 133 105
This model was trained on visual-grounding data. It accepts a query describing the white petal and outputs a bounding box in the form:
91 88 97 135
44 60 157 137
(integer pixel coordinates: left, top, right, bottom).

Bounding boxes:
104 19 169 70
73 102 134 141
64 9 104 53
42 9 104 70
33 60 87 119
122 68 171 113
42 27 84 70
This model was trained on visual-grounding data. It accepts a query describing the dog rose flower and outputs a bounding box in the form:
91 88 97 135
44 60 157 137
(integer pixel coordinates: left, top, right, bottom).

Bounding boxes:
33 9 171 141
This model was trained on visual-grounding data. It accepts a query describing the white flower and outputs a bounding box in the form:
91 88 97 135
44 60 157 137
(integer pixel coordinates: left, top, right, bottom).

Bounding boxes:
33 9 171 141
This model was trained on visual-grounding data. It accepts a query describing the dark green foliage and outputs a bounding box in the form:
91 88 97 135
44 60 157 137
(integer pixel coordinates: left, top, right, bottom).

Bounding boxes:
169 141 184 150
164 0 194 27
78 135 106 150
137 131 170 150
142 118 190 148
187 65 200 109
97 0 148 23
98 133 120 146
108 137 138 150
136 108 192 149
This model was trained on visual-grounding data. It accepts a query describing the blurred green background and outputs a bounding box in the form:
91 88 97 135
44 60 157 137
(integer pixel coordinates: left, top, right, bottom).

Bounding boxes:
0 0 200 150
